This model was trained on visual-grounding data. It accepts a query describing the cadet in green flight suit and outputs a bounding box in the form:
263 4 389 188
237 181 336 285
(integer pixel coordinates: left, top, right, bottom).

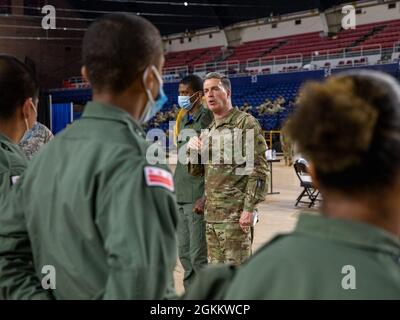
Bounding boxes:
0 56 38 299
174 74 213 290
0 14 178 299
0 56 38 196
185 70 400 299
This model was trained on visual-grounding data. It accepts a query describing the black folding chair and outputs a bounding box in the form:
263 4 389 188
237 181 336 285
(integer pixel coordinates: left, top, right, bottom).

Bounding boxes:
293 160 320 208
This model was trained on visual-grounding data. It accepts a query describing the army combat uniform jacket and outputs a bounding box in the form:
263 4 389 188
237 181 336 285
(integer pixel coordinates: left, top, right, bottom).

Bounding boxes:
0 102 178 300
19 122 54 160
189 108 269 223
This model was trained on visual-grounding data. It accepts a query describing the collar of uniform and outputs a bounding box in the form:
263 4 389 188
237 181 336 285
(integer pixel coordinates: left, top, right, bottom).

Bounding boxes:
0 132 14 145
214 107 237 128
295 212 400 256
0 132 26 158
193 104 206 122
82 101 145 137
182 104 205 125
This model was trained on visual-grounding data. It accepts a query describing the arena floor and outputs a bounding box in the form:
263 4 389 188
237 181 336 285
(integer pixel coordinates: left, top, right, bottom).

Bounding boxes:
170 156 319 295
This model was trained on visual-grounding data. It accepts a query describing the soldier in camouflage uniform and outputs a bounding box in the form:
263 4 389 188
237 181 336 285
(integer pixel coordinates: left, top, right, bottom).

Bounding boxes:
280 118 294 166
19 121 53 160
187 72 269 266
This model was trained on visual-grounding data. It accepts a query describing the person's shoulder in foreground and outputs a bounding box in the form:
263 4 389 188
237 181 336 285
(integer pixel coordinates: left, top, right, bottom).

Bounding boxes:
184 70 400 300
0 13 178 300
224 212 400 299
184 212 400 300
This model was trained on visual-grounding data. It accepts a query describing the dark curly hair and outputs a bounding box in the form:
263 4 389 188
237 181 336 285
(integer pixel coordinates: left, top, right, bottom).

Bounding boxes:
288 70 400 194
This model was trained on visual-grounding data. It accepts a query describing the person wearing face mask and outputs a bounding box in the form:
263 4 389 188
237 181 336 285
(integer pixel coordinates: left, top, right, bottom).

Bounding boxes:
0 55 38 197
173 75 213 291
0 14 178 300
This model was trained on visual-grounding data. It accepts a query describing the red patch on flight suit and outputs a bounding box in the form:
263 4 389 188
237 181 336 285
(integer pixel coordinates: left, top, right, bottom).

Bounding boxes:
144 166 174 192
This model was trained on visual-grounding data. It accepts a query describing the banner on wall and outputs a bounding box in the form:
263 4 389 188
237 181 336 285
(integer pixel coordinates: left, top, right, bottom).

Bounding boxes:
50 100 73 135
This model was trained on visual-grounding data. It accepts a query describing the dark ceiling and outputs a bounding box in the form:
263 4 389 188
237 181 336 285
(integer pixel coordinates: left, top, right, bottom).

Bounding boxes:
67 0 353 35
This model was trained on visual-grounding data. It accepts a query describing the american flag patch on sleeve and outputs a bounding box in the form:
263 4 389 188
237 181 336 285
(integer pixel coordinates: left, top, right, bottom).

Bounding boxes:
144 166 174 192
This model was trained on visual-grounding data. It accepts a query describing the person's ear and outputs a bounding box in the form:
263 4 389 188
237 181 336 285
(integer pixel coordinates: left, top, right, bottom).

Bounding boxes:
81 66 90 83
226 89 231 100
21 98 32 120
143 67 156 97
307 162 320 190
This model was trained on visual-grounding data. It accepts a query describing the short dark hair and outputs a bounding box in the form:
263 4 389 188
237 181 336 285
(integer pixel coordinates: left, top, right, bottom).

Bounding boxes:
82 13 163 93
204 72 231 91
288 70 400 195
0 55 39 120
180 74 203 92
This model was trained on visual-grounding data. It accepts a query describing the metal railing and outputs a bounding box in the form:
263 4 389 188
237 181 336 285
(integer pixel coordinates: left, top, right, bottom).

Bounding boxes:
193 60 240 74
246 53 303 69
394 41 400 52
162 65 189 82
311 44 382 62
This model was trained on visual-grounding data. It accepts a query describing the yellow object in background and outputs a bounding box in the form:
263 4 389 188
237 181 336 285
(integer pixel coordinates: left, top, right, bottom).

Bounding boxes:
173 109 187 146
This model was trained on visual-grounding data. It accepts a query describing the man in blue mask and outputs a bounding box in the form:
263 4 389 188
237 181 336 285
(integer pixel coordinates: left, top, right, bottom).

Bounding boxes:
0 13 178 299
174 75 213 291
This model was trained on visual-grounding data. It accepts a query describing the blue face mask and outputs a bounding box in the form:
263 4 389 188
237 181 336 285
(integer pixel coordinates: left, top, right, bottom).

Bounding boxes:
140 66 168 124
177 92 200 111
20 128 33 142
20 100 38 143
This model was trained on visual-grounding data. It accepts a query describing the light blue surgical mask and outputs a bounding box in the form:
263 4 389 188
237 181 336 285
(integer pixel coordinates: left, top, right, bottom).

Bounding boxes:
140 65 168 124
178 92 200 110
20 100 38 143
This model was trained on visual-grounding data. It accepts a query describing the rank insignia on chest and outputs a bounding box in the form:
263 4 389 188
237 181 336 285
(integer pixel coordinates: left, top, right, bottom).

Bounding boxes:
144 166 174 192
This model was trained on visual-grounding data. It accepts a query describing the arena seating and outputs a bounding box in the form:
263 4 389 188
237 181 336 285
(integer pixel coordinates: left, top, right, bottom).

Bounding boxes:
163 19 400 68
227 19 400 63
164 46 223 69
55 63 399 134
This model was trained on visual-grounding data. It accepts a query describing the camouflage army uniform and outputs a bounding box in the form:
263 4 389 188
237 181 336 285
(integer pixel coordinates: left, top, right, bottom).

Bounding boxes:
19 122 53 160
257 104 267 116
280 120 294 166
189 108 269 265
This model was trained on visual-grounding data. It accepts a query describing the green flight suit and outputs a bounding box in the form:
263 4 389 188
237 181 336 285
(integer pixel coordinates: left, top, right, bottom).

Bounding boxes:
185 212 400 299
174 105 213 290
0 102 178 300
0 132 28 300
0 132 28 196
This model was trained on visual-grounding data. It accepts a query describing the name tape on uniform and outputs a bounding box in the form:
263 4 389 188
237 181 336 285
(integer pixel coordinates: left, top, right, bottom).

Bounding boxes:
144 166 174 192
11 175 20 185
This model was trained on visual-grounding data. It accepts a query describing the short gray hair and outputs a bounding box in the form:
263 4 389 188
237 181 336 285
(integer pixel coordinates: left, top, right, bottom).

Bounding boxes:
204 72 231 91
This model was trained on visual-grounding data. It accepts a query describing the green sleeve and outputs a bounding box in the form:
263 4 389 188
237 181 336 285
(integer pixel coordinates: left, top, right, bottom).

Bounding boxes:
239 116 269 212
0 170 10 195
0 178 54 300
96 160 178 299
183 265 237 300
